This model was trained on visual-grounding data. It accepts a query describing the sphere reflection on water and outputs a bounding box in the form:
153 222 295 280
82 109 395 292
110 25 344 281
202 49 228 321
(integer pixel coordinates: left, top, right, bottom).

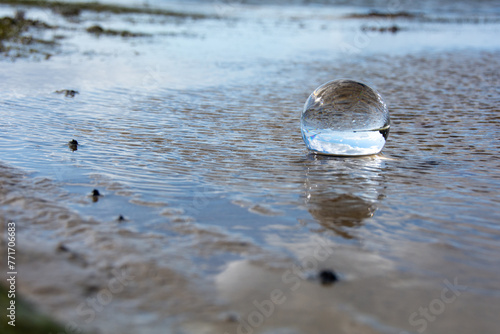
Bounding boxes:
303 155 385 239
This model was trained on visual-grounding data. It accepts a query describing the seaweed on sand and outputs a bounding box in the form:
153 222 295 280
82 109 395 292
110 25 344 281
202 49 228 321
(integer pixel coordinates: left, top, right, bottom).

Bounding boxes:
86 24 149 38
345 11 419 19
0 13 57 59
0 0 210 19
0 284 67 334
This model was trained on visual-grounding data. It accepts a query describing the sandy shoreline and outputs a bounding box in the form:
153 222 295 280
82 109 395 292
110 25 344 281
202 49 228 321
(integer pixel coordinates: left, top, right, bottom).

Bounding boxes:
0 162 387 334
0 162 240 333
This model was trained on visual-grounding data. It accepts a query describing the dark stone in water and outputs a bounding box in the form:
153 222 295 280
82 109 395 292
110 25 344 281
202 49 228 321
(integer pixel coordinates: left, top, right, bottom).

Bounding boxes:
117 215 125 222
68 139 78 151
91 189 101 203
319 269 338 285
55 89 79 97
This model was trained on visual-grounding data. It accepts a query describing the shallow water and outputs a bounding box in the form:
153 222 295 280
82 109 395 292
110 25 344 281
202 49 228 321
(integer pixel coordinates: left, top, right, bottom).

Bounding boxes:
1 1 500 333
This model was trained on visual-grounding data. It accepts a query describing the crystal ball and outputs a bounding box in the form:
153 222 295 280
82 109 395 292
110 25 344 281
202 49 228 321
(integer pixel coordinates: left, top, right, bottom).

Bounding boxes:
301 79 390 156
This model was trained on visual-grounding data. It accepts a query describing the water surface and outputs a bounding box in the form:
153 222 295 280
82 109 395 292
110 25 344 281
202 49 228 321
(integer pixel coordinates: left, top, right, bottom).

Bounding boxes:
1 1 500 333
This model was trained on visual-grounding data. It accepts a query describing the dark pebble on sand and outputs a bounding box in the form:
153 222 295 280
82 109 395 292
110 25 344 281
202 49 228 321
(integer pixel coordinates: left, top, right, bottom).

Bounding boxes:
85 285 100 295
319 269 338 285
57 243 69 252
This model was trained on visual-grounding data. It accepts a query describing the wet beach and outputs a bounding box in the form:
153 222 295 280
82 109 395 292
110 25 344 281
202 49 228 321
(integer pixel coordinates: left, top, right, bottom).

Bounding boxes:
1 0 500 333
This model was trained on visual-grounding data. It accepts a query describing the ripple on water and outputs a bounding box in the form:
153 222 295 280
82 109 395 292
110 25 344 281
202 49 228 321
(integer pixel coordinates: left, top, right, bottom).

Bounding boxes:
2 46 500 333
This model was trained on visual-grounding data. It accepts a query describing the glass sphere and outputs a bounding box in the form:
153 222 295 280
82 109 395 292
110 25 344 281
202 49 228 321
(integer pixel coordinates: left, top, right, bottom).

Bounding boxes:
301 79 390 156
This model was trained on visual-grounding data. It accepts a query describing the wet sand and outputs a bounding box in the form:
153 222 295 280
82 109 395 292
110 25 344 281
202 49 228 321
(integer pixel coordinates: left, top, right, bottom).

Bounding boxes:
1 1 500 333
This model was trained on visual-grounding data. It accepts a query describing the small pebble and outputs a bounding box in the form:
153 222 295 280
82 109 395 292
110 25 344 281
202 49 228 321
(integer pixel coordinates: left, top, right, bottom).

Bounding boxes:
55 89 79 97
85 285 100 295
57 243 69 252
217 311 239 323
319 269 338 285
68 139 78 151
